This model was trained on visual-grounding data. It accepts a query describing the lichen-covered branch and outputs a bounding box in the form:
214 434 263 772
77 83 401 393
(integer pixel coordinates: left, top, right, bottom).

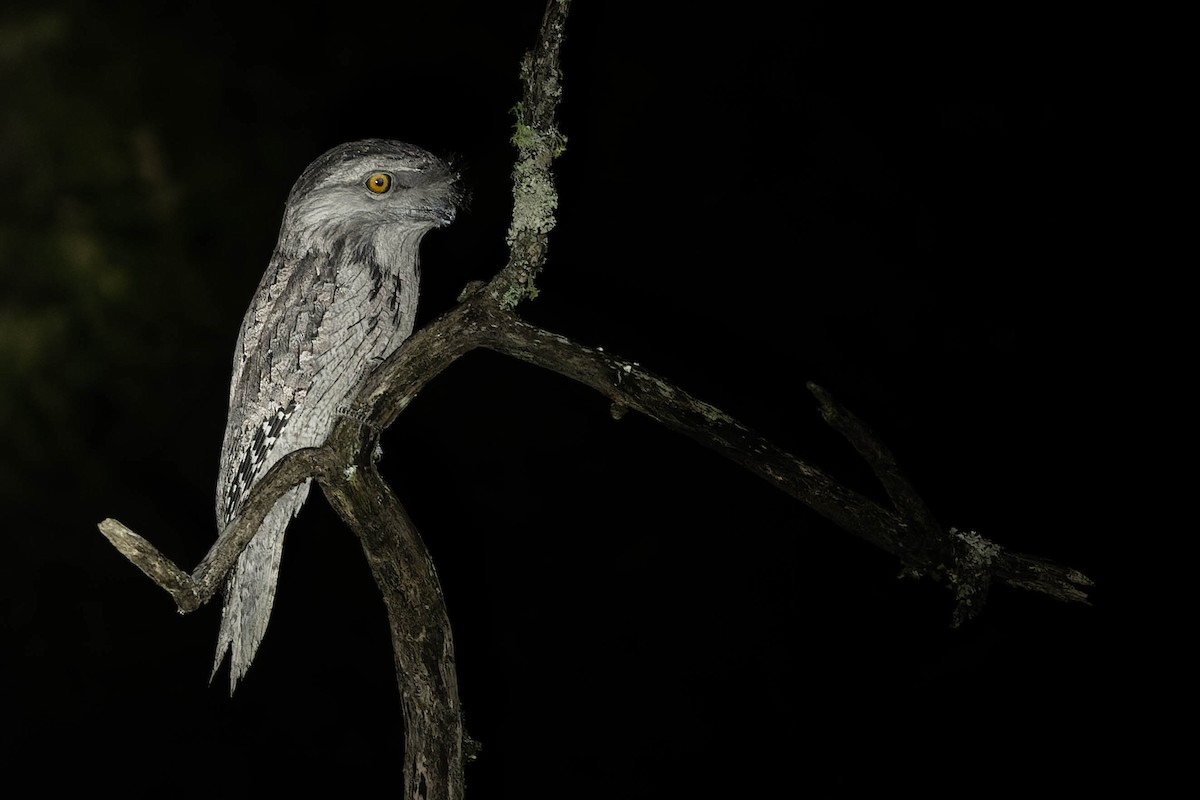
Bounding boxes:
101 281 1094 621
352 299 1093 615
808 381 1092 619
96 1 1090 797
493 0 571 309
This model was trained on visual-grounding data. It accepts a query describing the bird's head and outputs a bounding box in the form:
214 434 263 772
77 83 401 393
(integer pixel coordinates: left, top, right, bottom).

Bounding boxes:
281 139 463 239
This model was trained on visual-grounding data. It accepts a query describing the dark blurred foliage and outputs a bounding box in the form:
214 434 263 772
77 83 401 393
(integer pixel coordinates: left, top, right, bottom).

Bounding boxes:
0 1 1157 795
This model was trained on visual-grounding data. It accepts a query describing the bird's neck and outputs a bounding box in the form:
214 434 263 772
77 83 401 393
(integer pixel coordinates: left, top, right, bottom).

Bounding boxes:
280 221 430 276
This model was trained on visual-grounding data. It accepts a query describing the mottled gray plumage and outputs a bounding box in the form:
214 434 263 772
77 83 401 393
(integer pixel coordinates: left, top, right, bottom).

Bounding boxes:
214 139 460 691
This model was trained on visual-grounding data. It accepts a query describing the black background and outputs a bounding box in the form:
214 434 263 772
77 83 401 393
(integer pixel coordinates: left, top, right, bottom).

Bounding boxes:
2 1 1160 796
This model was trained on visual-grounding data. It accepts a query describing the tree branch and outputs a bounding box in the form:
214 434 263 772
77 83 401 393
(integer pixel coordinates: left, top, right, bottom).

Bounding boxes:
493 0 570 309
317 433 469 798
353 298 1094 619
97 0 1091 796
99 446 330 612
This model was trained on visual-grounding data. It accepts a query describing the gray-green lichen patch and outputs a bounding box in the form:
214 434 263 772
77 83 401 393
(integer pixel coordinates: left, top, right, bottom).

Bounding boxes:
948 527 1000 624
951 528 1000 567
511 116 537 151
500 280 537 310
506 154 559 245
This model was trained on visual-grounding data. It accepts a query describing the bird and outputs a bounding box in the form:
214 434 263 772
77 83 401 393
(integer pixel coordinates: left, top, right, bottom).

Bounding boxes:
212 139 461 692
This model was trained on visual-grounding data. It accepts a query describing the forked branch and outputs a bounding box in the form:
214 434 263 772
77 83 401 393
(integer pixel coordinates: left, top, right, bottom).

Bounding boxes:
98 1 1090 798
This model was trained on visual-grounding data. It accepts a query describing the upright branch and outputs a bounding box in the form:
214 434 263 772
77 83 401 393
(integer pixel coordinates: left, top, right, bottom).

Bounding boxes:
97 0 1091 797
494 0 571 309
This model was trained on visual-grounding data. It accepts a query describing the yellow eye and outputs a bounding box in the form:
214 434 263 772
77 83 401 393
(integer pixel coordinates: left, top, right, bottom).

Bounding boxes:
366 172 392 194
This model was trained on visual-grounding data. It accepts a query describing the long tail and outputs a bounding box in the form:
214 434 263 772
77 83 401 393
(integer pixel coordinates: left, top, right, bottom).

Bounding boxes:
212 479 312 693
